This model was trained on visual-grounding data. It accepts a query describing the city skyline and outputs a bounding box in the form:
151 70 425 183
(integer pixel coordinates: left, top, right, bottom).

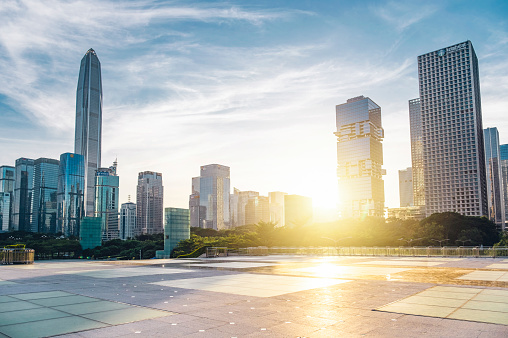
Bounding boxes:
2 1 508 215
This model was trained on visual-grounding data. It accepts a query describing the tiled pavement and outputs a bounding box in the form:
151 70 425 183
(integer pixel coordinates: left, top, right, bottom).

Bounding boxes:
0 256 507 337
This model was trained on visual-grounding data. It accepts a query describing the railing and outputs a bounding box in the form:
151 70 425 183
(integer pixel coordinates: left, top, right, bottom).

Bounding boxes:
206 247 228 258
238 246 508 258
2 248 35 264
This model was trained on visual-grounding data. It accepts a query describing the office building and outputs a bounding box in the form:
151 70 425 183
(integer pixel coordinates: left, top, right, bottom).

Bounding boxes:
156 208 190 259
12 158 34 231
484 128 505 229
136 171 163 235
399 167 414 207
335 96 385 218
245 195 270 225
75 48 102 217
409 98 425 206
269 191 286 227
418 41 487 217
57 153 85 237
229 188 259 227
95 163 120 240
191 164 230 230
500 144 508 227
189 177 205 228
80 217 102 250
0 193 10 232
31 158 60 233
120 201 136 240
284 194 313 226
0 166 15 230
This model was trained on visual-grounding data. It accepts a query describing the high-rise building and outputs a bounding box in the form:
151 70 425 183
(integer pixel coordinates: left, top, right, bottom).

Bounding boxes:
57 153 85 237
156 208 190 259
284 194 313 226
80 217 102 250
31 158 60 233
95 163 119 240
230 189 259 227
12 158 34 232
500 144 508 228
335 96 385 218
192 164 230 230
75 48 102 217
245 196 270 225
189 177 205 228
418 41 487 217
484 128 505 230
136 171 163 235
269 191 286 227
409 98 425 207
399 167 414 207
120 201 136 240
0 166 15 231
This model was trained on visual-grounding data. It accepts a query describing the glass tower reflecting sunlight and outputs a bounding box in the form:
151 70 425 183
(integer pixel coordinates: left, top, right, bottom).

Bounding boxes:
31 158 60 233
75 48 102 217
57 153 85 237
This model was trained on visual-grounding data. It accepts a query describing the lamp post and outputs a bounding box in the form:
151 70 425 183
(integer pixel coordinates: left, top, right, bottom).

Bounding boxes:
431 239 449 247
321 237 352 255
398 238 423 246
456 239 471 246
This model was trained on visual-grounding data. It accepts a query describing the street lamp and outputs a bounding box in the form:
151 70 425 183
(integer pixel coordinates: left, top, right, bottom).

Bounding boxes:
456 239 472 246
431 239 449 247
398 238 423 246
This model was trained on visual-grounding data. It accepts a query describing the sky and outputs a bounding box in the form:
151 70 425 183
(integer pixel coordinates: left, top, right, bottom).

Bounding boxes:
2 0 508 220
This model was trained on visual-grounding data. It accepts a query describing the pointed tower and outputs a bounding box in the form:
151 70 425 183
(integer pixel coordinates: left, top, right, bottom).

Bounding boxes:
75 48 102 217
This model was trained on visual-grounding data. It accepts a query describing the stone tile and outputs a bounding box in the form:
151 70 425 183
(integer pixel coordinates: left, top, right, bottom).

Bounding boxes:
0 307 71 326
82 307 174 325
449 308 508 325
0 301 43 312
0 316 107 338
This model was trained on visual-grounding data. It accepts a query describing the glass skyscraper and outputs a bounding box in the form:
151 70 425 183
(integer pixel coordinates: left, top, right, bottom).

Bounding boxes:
0 166 15 231
57 153 85 237
95 165 119 241
0 193 10 232
499 144 508 229
13 158 34 232
136 171 163 235
156 208 190 258
75 48 102 218
417 41 487 217
483 128 505 229
399 167 414 207
31 158 60 233
335 96 385 218
120 202 136 240
409 98 425 207
194 164 230 230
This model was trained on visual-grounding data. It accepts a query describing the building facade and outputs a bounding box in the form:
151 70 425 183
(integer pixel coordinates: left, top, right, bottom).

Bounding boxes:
245 196 270 225
335 96 385 218
483 128 506 230
0 166 15 231
120 202 136 240
284 194 313 226
409 98 425 207
192 164 230 230
0 192 10 232
418 41 487 217
399 167 414 207
80 217 102 250
95 165 119 240
31 158 60 233
500 144 508 228
269 191 286 227
12 158 34 232
75 48 102 217
156 208 190 259
136 171 163 235
57 153 85 237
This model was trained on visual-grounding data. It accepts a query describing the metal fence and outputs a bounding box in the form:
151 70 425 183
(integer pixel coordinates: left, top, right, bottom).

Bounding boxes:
1 248 35 264
206 247 228 258
238 246 508 258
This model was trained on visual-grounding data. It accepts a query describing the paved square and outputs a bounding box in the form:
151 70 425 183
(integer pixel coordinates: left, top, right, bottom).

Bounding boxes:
377 286 508 325
356 260 445 267
188 262 276 269
56 267 195 278
457 270 508 282
0 291 173 338
151 273 351 297
292 265 409 278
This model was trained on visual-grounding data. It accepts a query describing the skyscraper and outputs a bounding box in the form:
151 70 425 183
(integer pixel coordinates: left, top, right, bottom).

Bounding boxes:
399 167 414 207
417 41 487 217
156 208 190 259
284 194 313 226
500 144 508 228
75 48 102 217
95 163 119 240
0 166 15 231
57 153 85 237
12 158 34 231
484 128 505 230
335 96 385 218
269 191 286 227
194 164 230 230
31 158 60 233
136 171 163 235
245 196 270 225
120 201 136 240
409 98 425 207
0 193 10 232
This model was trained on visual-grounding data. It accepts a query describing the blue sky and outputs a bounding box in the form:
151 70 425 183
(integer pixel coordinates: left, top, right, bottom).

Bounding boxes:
2 0 508 218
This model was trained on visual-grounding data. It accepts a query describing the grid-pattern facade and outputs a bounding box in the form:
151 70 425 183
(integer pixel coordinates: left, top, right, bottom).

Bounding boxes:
484 128 505 230
136 171 163 235
57 153 85 237
245 196 270 225
0 192 10 232
418 41 487 217
120 202 136 240
0 166 15 231
500 144 508 227
75 49 102 218
335 96 385 218
13 158 34 232
197 164 230 230
157 208 190 258
31 158 60 233
79 217 102 250
95 167 119 240
399 167 414 207
409 98 425 206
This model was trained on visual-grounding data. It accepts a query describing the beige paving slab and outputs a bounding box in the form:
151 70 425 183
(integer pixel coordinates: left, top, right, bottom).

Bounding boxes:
480 289 508 297
472 293 508 303
448 308 508 325
378 302 456 317
399 295 468 307
462 300 508 313
356 260 443 267
486 263 508 269
431 286 482 294
293 265 409 278
188 262 276 269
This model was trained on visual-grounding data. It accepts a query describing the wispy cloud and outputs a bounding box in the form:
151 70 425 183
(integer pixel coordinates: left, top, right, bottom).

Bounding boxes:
371 1 439 32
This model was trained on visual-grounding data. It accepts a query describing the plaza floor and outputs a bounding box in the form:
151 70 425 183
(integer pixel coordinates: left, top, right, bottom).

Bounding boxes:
0 256 507 337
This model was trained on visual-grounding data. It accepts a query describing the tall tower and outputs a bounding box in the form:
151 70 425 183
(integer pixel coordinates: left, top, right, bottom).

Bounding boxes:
398 167 414 207
335 96 385 218
75 48 102 217
418 41 487 217
409 98 425 207
500 144 508 229
198 164 230 230
136 171 163 235
95 164 120 240
31 158 60 233
484 128 505 230
13 158 35 231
